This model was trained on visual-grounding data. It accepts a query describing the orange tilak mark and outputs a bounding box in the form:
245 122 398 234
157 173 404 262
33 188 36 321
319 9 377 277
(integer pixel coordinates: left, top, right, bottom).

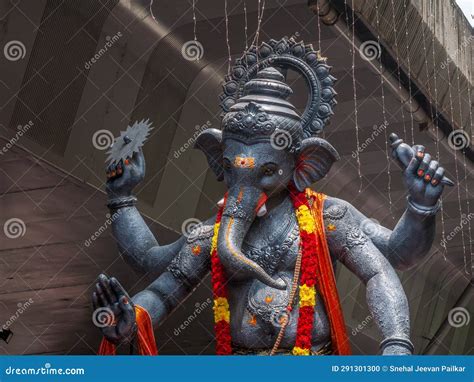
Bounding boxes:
192 245 201 255
327 224 336 231
124 159 130 165
237 188 244 204
248 315 257 326
234 156 255 168
265 295 273 304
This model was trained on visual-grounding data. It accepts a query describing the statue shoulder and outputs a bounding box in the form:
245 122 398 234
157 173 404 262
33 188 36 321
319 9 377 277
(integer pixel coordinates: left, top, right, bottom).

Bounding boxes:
322 197 369 253
322 196 352 221
167 217 216 285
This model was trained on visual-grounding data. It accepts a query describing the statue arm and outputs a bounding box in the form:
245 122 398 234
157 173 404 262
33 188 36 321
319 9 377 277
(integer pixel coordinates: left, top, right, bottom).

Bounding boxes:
105 147 207 277
347 205 436 271
367 139 448 270
324 198 413 355
93 233 212 346
131 232 211 327
109 205 187 278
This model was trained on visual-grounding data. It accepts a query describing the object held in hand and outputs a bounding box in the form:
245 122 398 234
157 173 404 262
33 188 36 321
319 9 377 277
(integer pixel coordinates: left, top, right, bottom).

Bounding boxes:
389 133 454 186
106 119 153 166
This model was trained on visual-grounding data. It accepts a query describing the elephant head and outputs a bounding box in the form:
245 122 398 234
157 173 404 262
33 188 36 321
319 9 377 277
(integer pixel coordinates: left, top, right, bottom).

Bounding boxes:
195 67 339 290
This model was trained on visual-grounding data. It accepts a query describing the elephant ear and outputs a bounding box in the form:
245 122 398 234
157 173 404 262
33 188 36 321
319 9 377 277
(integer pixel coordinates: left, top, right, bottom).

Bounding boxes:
194 128 224 181
293 138 340 191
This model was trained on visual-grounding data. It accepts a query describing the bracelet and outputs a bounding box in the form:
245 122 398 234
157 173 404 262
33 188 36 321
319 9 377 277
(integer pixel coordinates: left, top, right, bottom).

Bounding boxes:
107 196 137 210
380 337 414 354
407 196 441 217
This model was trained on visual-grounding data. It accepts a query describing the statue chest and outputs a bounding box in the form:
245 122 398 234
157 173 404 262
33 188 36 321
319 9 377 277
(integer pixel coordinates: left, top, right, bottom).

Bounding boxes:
242 214 300 276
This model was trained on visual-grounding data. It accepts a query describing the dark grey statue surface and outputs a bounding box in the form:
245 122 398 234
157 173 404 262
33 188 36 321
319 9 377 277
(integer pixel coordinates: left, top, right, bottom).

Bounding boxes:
92 38 450 355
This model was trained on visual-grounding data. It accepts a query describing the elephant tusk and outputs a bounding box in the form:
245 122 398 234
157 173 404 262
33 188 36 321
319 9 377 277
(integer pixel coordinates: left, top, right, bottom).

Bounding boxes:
257 203 267 217
217 198 225 208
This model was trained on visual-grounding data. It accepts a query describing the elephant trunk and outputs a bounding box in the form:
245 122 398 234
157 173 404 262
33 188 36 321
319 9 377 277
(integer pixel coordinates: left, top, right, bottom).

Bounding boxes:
217 186 286 290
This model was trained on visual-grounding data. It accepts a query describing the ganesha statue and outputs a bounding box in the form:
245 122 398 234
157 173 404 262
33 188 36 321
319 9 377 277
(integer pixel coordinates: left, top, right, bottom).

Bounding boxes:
92 38 451 356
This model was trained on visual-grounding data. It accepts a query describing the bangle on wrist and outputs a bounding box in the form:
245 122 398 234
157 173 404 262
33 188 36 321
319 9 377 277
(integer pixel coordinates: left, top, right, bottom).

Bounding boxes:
107 196 137 210
407 196 440 217
380 337 414 354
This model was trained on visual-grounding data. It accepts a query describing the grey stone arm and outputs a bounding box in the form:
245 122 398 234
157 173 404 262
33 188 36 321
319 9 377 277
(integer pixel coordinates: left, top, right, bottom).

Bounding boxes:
369 209 435 270
324 197 413 355
105 147 188 278
348 205 436 271
109 204 186 278
131 225 212 328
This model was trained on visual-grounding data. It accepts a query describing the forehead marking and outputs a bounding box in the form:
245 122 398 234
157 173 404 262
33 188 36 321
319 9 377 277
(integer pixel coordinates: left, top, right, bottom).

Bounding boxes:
234 156 255 169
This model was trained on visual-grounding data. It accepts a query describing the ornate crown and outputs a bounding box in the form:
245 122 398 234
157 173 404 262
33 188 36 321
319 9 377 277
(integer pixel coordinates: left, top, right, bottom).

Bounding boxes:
220 37 337 142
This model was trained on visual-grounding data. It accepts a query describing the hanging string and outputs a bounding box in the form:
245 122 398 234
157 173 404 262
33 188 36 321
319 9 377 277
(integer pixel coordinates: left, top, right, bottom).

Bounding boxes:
388 0 408 141
428 2 447 260
192 0 197 41
316 1 322 52
401 0 416 144
348 0 362 192
224 0 231 74
444 11 467 271
460 25 473 272
373 0 393 213
251 0 265 48
447 11 469 274
243 0 248 50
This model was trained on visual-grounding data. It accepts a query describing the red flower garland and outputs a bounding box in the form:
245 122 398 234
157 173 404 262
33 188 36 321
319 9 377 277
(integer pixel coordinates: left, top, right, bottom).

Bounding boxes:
289 186 320 355
211 194 232 355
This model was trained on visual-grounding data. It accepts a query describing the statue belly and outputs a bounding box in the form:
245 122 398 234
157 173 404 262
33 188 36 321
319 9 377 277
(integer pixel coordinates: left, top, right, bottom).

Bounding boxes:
229 272 332 351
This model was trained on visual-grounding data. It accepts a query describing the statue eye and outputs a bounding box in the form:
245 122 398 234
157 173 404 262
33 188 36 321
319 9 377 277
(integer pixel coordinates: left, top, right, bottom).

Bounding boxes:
223 159 232 171
264 168 275 176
